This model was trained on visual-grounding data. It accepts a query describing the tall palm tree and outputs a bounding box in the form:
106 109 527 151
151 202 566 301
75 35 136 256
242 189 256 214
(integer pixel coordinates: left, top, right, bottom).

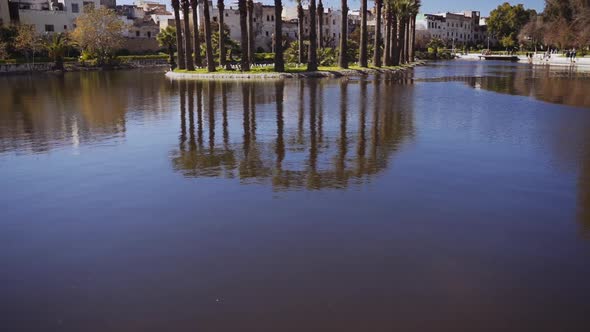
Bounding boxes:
391 0 399 65
296 0 305 63
217 0 226 67
338 0 348 68
247 0 255 64
238 0 250 70
409 0 421 62
383 0 392 65
171 0 186 70
181 0 195 70
394 0 409 65
202 0 215 71
274 0 285 71
190 0 202 67
308 0 318 70
359 0 368 67
317 0 324 48
373 0 383 66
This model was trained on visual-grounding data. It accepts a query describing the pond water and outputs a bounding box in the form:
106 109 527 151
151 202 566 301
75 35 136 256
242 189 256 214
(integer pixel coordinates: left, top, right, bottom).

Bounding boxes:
1 61 590 331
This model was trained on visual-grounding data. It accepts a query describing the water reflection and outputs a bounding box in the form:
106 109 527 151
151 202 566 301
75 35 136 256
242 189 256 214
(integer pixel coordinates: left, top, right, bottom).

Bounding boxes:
171 79 415 190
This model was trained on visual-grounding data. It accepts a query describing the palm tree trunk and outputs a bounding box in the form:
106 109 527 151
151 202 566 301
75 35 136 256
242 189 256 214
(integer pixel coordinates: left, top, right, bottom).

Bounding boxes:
308 0 318 71
317 0 324 49
247 0 255 65
181 0 195 70
217 0 226 67
393 14 400 66
297 2 305 64
373 0 382 67
274 0 285 72
238 0 250 71
172 1 185 70
359 0 368 67
384 4 391 66
410 14 416 62
190 0 202 67
405 17 410 63
202 0 215 71
338 0 348 68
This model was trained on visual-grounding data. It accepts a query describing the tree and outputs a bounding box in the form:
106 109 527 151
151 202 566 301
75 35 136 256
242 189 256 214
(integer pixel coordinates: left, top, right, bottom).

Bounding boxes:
274 0 285 71
247 0 255 64
15 24 41 63
202 0 215 71
217 0 227 67
71 7 124 65
45 33 69 70
358 0 368 67
338 0 348 68
238 0 250 71
190 0 203 67
296 0 305 64
487 3 533 50
373 0 383 66
383 1 392 65
409 0 421 62
157 26 177 69
308 0 318 71
171 0 185 70
317 0 324 49
180 0 195 70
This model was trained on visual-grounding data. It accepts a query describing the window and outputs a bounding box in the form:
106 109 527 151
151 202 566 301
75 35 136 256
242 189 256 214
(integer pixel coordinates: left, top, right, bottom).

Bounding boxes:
45 24 54 32
266 15 269 21
225 13 228 17
82 1 94 11
265 31 269 36
305 28 308 33
271 15 274 21
333 33 336 38
333 19 335 25
213 17 217 22
72 3 79 13
64 25 67 30
136 31 140 37
147 31 151 38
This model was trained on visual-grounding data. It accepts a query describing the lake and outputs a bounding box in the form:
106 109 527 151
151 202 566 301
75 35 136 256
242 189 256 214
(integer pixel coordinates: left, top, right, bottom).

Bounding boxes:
1 61 590 331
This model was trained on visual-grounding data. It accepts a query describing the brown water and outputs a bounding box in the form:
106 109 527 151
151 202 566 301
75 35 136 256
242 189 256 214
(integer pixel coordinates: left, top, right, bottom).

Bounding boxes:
1 61 590 331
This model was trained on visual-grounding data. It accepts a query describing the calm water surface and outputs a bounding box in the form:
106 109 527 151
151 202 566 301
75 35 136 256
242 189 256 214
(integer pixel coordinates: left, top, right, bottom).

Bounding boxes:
1 61 590 331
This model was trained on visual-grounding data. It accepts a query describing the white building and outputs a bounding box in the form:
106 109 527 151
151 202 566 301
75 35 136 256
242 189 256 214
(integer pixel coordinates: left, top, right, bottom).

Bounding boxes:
10 0 100 33
283 5 344 47
1 0 12 26
416 11 490 47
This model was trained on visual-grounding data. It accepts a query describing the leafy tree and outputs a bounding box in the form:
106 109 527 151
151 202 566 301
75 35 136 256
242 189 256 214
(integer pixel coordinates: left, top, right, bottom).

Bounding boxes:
157 26 177 69
72 6 124 65
15 24 42 63
487 3 534 49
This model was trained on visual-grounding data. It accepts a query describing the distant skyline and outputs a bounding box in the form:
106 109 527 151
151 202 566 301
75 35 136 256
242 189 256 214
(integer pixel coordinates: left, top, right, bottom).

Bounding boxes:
123 0 546 16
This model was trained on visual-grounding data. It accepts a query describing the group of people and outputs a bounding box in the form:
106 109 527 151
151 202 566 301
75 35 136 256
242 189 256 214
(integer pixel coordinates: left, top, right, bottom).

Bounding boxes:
566 49 578 63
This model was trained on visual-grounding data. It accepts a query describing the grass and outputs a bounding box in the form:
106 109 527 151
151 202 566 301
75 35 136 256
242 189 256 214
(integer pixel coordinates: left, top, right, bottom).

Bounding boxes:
173 63 407 74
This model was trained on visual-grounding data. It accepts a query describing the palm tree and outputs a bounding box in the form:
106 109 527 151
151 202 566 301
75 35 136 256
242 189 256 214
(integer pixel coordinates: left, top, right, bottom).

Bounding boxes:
217 0 226 67
45 33 69 71
296 0 305 64
202 0 215 71
409 0 421 62
383 0 392 65
359 0 368 67
317 0 324 48
181 0 195 70
238 0 250 70
308 0 318 71
190 0 202 67
171 0 185 70
373 0 383 66
338 0 348 68
247 0 255 64
157 26 177 69
274 0 285 71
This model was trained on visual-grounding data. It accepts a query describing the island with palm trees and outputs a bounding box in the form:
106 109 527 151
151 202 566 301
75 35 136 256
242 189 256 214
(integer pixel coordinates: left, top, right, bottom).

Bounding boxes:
166 0 422 78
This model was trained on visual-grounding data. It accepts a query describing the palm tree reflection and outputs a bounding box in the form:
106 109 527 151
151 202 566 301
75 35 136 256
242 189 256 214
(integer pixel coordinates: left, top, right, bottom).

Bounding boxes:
172 79 415 191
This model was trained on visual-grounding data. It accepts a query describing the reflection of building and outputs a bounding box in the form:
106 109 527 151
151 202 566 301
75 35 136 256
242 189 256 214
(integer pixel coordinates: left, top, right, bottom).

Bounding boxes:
171 79 415 191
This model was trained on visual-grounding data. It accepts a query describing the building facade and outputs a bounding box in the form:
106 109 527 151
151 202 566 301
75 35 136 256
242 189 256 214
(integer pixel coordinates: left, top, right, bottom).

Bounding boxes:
416 11 492 47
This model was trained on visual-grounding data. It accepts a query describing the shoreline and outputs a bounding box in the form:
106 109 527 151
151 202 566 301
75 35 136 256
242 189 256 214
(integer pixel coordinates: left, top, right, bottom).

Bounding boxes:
165 61 425 80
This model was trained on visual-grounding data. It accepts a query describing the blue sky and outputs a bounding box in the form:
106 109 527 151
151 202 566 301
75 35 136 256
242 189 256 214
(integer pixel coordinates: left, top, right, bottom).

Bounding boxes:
125 0 546 16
